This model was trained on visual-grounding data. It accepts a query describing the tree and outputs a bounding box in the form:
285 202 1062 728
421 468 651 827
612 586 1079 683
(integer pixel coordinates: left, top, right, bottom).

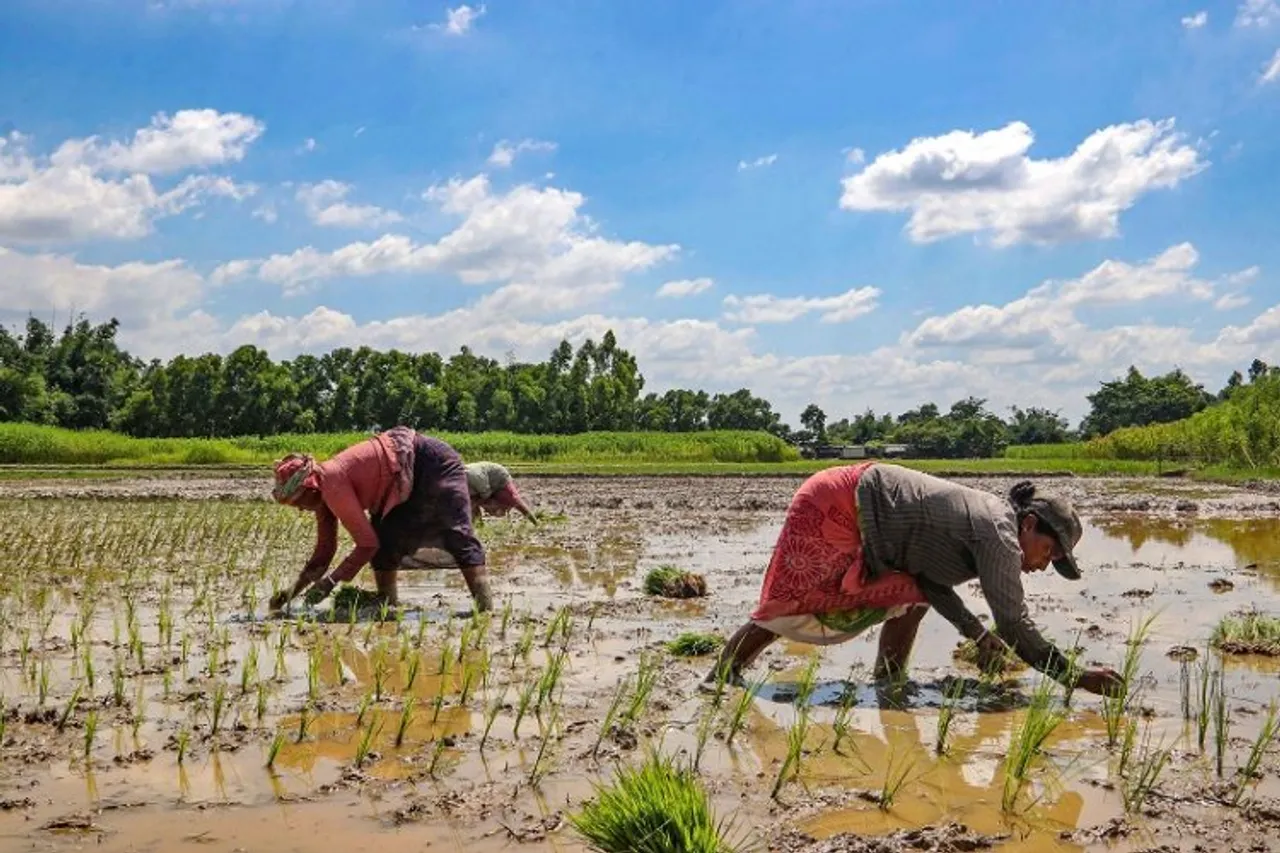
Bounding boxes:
1008 406 1070 445
799 404 827 443
1080 366 1212 438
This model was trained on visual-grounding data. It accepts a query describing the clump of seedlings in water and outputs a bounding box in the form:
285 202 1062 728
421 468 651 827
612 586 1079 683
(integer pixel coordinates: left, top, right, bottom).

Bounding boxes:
1002 674 1065 813
479 685 508 753
395 696 415 748
593 676 632 757
1122 724 1172 813
642 565 708 599
570 751 747 853
876 749 916 812
1102 613 1157 749
1212 611 1280 656
935 676 966 755
667 632 723 658
724 670 769 748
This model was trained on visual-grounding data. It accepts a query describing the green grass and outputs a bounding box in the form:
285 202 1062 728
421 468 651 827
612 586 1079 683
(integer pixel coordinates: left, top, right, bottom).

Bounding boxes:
1212 612 1280 656
0 423 797 466
569 751 748 853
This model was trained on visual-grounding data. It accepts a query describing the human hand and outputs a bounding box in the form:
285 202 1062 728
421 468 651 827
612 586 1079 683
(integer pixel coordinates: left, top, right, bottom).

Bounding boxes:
974 631 1011 673
268 590 291 613
304 577 336 607
1076 667 1124 698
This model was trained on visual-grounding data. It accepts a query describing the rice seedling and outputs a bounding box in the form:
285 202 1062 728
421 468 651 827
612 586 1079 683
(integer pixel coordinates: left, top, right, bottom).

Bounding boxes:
622 652 661 730
592 676 632 757
1196 653 1218 752
37 660 50 707
1001 674 1065 813
239 645 259 695
512 673 539 739
543 605 573 649
111 656 126 707
771 704 812 799
479 685 508 753
430 689 446 725
536 650 568 715
529 703 559 786
306 645 321 702
175 726 190 765
355 688 374 727
513 619 536 668
209 681 228 737
395 696 416 748
935 677 966 756
0 701 7 746
426 734 450 778
458 653 482 706
570 750 747 853
724 671 769 749
255 681 269 723
1102 613 1157 749
1179 658 1193 721
83 709 99 760
1232 701 1280 805
57 685 82 732
1214 671 1230 778
354 716 382 767
794 655 820 707
1117 717 1139 777
877 749 916 812
667 632 724 658
82 645 95 695
499 598 513 640
405 652 422 692
296 704 312 743
372 646 391 702
1122 725 1172 814
437 639 454 678
265 729 285 770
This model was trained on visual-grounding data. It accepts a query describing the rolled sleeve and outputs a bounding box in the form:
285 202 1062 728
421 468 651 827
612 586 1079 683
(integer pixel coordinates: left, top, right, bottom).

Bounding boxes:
972 524 1075 680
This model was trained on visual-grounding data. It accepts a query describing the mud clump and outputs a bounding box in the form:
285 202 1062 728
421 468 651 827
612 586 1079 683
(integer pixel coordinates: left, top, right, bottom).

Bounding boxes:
771 823 1005 852
643 565 708 599
950 639 1026 674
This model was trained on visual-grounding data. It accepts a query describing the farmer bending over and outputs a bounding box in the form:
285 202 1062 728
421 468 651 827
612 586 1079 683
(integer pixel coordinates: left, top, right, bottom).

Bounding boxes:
465 461 538 525
268 427 492 614
706 464 1123 698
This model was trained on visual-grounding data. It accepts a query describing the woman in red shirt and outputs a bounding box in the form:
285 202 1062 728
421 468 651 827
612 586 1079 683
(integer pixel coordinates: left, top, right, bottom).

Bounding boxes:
268 426 491 614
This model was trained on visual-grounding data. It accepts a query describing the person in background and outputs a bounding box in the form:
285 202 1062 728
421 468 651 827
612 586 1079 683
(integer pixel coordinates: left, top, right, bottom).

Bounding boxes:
465 460 538 525
268 426 492 614
704 463 1123 698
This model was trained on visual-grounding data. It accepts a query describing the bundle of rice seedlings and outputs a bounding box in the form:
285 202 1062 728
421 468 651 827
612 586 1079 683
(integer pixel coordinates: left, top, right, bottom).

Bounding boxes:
643 566 708 599
570 750 748 853
667 633 723 657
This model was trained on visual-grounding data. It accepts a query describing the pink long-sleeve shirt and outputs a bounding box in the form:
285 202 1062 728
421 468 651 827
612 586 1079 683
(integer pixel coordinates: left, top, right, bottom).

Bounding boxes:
304 435 407 583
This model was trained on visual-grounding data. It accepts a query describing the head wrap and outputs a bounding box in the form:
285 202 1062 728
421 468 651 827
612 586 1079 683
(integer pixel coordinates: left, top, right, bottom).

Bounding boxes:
272 453 318 505
465 462 512 501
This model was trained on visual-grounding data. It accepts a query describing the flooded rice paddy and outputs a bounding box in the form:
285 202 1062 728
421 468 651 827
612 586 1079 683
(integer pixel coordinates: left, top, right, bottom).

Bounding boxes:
0 473 1278 852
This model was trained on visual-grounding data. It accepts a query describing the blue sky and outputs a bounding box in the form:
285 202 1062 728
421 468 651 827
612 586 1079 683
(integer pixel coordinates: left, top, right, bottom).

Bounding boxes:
2 0 1279 424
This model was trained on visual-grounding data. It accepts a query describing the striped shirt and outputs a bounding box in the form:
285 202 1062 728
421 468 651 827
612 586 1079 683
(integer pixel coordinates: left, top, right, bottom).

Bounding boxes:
855 464 1074 680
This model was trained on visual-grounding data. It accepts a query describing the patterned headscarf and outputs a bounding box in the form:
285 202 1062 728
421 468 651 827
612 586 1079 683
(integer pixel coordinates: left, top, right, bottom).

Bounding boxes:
272 453 318 505
465 461 512 501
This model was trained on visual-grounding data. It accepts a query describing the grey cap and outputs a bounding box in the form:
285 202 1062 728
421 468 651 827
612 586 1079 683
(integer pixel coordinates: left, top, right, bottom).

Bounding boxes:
1028 494 1084 580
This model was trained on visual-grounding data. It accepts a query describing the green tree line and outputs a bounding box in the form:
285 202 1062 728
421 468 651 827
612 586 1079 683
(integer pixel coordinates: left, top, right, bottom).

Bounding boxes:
1 315 1265 459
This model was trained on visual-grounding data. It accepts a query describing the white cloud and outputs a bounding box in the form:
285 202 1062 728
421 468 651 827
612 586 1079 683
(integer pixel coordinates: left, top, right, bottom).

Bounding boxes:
435 4 485 35
215 174 679 300
737 153 778 171
839 119 1205 247
295 180 403 229
301 138 317 153
1235 0 1279 27
0 111 261 243
252 204 278 224
487 139 557 169
1181 10 1208 28
62 109 264 175
1216 293 1251 310
0 246 204 329
845 147 866 165
1262 49 1280 83
657 278 714 298
722 286 881 324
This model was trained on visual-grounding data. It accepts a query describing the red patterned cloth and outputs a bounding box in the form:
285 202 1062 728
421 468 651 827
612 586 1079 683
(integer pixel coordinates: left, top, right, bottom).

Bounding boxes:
751 463 926 621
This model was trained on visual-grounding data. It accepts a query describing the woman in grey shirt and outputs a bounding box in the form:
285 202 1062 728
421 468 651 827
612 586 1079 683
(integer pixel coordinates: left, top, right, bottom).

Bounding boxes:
705 463 1122 697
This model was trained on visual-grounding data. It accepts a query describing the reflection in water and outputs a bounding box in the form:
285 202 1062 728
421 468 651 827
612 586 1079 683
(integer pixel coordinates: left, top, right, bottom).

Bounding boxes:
1088 516 1280 579
740 683 1114 852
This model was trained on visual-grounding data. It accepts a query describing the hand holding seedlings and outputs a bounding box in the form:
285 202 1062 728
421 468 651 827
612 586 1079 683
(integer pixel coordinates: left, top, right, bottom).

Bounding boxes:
1076 667 1124 698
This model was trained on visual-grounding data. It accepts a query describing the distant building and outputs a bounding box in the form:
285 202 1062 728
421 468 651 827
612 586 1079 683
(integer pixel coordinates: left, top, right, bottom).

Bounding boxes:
801 443 912 460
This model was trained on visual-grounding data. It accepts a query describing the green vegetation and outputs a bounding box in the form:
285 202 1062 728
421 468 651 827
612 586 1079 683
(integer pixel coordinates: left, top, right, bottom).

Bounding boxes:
667 633 724 657
643 566 708 599
1212 611 1280 656
0 422 797 466
570 751 747 853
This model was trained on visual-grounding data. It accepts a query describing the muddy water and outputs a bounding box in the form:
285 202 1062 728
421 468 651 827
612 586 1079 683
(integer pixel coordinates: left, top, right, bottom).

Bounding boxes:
1 474 1279 852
